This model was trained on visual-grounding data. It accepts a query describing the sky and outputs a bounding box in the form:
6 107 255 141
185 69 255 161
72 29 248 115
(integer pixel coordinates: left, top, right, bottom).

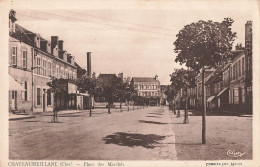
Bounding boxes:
14 8 252 85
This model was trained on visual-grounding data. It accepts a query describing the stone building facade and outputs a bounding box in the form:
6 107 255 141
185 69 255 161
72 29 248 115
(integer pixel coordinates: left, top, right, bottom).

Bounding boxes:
9 10 78 113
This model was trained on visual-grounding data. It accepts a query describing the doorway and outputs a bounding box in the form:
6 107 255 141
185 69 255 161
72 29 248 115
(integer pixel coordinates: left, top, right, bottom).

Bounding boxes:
11 90 17 110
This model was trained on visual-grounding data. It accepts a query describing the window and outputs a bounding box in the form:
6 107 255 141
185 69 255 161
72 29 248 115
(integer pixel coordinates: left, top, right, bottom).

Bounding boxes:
65 69 68 79
42 59 47 76
47 61 52 76
236 62 239 80
238 60 241 77
60 67 64 78
233 63 236 80
241 88 245 104
242 57 245 76
22 50 27 68
37 88 41 105
56 66 59 78
36 57 41 75
230 66 232 80
234 89 239 104
21 82 28 101
11 47 17 65
47 89 51 106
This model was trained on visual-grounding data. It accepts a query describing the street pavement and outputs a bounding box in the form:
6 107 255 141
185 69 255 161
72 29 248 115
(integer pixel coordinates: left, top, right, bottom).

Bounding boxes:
9 106 177 160
9 106 252 160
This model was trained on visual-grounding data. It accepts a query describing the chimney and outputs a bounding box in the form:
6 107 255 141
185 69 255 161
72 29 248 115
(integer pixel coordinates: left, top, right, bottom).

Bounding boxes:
245 21 252 45
40 40 47 51
92 72 96 79
58 40 64 51
9 10 17 33
118 73 123 81
51 36 59 54
87 52 91 77
235 43 244 50
155 75 158 80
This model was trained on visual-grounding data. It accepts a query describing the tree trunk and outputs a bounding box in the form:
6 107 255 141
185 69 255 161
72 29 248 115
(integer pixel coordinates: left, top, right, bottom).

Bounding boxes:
120 100 122 112
174 97 176 115
183 95 189 124
89 95 92 117
128 101 129 111
202 66 206 144
53 94 58 123
133 105 134 111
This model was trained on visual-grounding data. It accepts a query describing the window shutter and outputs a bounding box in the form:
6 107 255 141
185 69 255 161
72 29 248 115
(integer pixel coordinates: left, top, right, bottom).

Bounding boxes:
25 82 27 101
15 47 17 65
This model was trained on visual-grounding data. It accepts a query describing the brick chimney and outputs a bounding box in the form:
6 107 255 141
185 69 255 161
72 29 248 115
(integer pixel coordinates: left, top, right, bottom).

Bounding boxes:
9 10 17 33
51 36 59 54
92 72 96 79
245 21 252 44
87 52 91 77
118 73 123 81
58 40 64 51
235 43 244 50
155 75 158 80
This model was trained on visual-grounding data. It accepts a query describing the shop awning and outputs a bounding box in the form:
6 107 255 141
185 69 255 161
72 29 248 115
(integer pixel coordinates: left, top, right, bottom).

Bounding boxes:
78 93 90 96
207 96 215 102
9 75 25 91
217 87 228 97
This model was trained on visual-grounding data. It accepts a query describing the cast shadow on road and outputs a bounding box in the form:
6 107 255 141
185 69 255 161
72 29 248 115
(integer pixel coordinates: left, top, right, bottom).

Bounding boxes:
146 116 161 118
139 120 168 125
103 132 166 149
148 113 164 115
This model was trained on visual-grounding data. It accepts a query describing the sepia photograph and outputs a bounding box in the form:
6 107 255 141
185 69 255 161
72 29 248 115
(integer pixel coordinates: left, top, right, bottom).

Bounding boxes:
0 0 260 166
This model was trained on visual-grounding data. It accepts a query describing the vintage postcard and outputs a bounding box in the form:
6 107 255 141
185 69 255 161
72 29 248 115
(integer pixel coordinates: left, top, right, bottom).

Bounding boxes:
0 0 259 167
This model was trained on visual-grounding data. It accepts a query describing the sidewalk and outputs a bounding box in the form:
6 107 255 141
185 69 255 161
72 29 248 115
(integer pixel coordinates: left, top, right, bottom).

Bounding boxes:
9 113 35 121
171 109 252 160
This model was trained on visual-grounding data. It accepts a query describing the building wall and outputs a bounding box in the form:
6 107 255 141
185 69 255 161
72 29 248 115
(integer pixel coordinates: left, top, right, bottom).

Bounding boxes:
9 37 33 113
32 50 77 112
134 82 160 97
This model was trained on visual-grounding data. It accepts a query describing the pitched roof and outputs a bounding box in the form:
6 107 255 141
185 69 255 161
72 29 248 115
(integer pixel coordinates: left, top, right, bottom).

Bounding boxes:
231 50 244 60
98 74 119 86
132 77 159 83
205 64 225 85
10 24 36 46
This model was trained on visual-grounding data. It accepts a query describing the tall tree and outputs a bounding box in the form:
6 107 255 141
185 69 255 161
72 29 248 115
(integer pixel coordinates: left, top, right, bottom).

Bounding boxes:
170 68 196 122
174 18 236 144
99 77 122 114
77 75 99 117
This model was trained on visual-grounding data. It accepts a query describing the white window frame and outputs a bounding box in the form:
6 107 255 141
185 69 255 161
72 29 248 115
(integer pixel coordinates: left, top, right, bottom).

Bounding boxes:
60 67 64 78
21 81 28 101
47 60 52 77
36 56 41 75
11 46 17 65
56 65 59 78
22 50 27 69
42 58 47 76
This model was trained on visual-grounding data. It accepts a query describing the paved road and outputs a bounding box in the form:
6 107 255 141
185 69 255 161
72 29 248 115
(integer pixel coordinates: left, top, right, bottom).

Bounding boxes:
9 106 177 160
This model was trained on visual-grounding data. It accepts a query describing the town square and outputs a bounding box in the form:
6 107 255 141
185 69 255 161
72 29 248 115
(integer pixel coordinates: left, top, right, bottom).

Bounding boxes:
2 0 259 166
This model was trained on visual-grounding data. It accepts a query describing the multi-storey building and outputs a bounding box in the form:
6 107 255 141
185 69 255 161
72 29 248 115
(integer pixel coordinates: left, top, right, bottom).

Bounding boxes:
130 75 160 106
160 85 169 105
9 10 78 113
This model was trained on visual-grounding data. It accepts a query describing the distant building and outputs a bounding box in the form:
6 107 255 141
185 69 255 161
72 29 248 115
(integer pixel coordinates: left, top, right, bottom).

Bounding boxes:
160 85 169 105
130 75 160 106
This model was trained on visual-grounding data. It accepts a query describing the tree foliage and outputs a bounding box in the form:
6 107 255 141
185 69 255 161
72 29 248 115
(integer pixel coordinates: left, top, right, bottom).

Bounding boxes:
77 75 99 96
174 18 237 71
